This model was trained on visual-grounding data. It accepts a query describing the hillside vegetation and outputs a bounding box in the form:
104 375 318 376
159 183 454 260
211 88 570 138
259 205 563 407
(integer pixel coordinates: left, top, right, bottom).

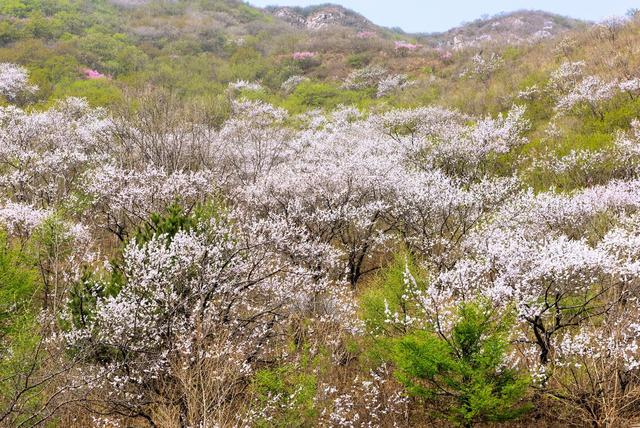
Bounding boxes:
1 1 640 427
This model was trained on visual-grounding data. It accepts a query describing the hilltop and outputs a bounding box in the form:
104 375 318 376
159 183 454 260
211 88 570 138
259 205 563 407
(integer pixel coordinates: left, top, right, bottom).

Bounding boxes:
266 3 375 31
421 10 586 48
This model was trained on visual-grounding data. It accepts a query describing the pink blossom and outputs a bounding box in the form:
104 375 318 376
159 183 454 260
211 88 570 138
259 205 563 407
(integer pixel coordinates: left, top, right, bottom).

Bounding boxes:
356 31 376 39
394 41 420 52
292 51 316 61
81 68 109 80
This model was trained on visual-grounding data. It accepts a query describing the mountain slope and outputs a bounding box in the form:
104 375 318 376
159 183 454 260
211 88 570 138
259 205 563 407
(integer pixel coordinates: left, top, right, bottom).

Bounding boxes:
266 4 375 31
0 0 613 115
421 10 586 49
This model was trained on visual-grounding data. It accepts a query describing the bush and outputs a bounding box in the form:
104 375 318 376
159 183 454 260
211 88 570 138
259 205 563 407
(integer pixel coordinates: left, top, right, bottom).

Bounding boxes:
50 78 122 106
0 232 38 341
391 301 532 427
0 232 43 422
346 52 371 69
251 363 318 427
360 256 531 427
284 81 373 112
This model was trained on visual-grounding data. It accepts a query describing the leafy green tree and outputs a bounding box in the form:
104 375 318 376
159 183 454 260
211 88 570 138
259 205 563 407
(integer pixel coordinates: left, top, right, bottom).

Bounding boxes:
391 301 531 427
360 256 531 426
0 0 30 18
133 202 201 246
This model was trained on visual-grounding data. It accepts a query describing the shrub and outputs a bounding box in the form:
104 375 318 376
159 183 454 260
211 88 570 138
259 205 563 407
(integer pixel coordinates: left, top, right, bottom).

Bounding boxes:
250 364 318 427
284 81 374 112
361 256 531 427
0 232 43 423
50 78 122 106
391 301 531 427
0 231 38 342
346 52 371 69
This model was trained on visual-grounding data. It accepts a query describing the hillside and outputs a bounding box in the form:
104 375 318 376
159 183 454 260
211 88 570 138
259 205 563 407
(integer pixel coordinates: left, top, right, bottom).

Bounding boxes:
267 3 376 31
2 1 640 427
0 0 597 109
422 10 586 49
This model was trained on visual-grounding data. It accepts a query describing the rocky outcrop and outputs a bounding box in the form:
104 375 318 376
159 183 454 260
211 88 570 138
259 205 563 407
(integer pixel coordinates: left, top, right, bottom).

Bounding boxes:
268 4 374 31
424 10 585 49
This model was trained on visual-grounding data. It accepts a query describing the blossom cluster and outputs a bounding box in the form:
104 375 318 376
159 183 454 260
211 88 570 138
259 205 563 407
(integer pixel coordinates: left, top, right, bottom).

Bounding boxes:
342 66 415 98
356 31 376 39
460 52 504 80
281 75 309 93
81 68 109 80
0 62 38 100
394 41 420 52
528 60 640 117
292 51 316 60
227 79 263 92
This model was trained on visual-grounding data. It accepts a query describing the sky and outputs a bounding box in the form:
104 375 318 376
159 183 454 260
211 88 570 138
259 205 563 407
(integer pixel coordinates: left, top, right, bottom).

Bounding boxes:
247 0 639 33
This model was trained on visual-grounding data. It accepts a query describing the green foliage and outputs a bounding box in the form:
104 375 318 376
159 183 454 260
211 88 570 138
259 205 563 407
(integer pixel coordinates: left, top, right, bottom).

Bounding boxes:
72 30 143 76
251 364 318 427
0 20 22 45
391 301 531 427
0 232 39 342
359 252 425 338
31 214 78 271
66 269 103 331
360 257 530 427
393 82 441 108
0 0 31 18
283 81 373 112
502 46 522 61
0 232 43 421
284 81 338 109
216 45 272 83
134 202 200 246
50 78 122 106
583 95 640 133
346 52 371 68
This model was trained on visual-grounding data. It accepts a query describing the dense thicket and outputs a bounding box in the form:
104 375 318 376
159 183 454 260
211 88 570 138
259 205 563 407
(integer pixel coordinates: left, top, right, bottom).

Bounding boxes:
1 2 640 427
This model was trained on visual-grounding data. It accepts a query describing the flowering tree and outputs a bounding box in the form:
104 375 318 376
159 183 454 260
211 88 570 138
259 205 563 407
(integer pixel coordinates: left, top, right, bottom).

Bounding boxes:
394 41 420 55
619 78 640 99
83 165 216 240
227 80 263 92
64 206 355 426
0 63 38 101
376 74 413 98
81 68 109 80
215 99 293 186
460 53 504 82
292 51 316 61
555 76 618 118
597 15 628 42
0 98 111 208
342 65 388 90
